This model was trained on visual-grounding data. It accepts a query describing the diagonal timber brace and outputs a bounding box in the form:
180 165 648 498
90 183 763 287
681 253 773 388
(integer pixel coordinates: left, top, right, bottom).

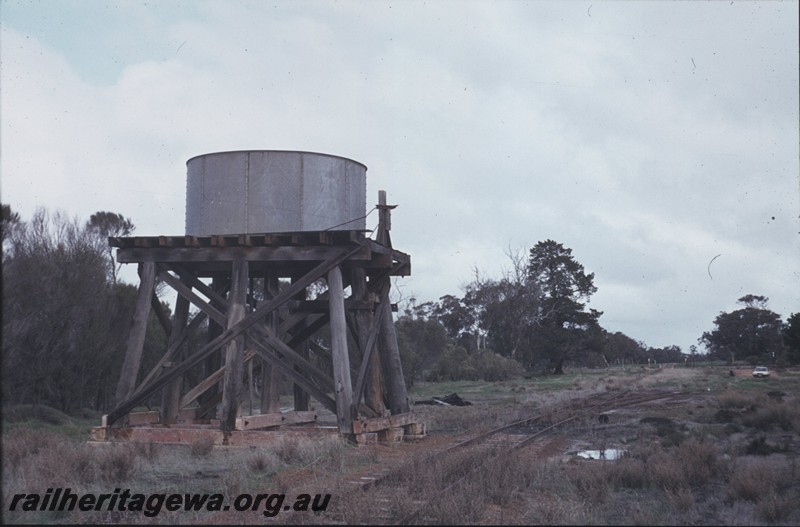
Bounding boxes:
105 247 362 426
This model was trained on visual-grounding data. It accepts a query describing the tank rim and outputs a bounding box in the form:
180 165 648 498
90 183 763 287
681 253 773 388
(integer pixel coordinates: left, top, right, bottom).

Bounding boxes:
186 150 367 171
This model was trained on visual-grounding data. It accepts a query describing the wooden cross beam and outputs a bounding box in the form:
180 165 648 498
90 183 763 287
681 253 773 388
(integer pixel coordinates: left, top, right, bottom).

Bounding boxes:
105 246 362 426
157 266 226 325
246 335 337 414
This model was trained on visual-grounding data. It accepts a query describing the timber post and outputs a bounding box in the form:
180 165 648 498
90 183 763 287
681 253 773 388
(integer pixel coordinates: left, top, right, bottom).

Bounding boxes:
260 272 281 414
351 267 386 416
328 265 355 434
115 261 157 407
161 274 191 425
221 259 249 438
291 274 311 411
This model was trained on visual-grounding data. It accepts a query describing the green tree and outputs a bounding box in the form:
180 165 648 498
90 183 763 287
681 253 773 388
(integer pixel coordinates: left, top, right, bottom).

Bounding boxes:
783 312 800 365
463 271 540 362
602 331 647 366
1 207 162 412
699 295 784 365
526 240 602 373
86 211 135 284
648 345 684 365
428 294 480 351
395 311 449 386
1 203 22 246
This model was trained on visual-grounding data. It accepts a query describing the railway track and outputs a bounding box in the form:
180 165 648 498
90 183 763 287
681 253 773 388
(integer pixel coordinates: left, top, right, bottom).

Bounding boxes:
341 388 705 524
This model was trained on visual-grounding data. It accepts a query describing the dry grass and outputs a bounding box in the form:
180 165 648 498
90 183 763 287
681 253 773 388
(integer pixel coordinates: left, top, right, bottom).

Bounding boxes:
4 371 800 525
189 435 215 457
727 457 784 502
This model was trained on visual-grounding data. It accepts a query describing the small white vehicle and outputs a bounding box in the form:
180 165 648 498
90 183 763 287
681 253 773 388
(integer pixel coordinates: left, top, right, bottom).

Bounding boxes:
752 366 770 378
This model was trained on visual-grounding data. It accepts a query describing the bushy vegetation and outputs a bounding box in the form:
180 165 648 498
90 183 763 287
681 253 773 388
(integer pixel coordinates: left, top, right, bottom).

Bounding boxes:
426 347 523 382
700 295 789 365
1 205 168 414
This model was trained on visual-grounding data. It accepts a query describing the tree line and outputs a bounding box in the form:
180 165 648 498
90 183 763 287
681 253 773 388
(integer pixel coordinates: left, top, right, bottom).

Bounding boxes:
393 243 799 385
2 204 798 413
2 205 168 413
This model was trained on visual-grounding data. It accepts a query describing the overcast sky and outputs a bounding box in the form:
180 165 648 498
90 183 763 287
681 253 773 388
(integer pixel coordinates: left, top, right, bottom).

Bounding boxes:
2 0 798 354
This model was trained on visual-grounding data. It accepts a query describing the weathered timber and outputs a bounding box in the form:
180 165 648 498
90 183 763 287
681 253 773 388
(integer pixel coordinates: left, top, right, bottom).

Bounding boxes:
247 324 335 393
353 293 387 413
116 245 371 264
162 280 190 425
105 247 361 426
131 312 208 401
261 274 281 414
169 263 228 307
285 313 330 348
150 291 173 338
351 267 386 415
352 412 418 434
291 275 310 412
127 411 161 426
295 299 374 312
246 335 337 414
235 411 317 431
111 230 371 250
377 282 410 414
199 273 228 418
157 267 226 325
328 265 354 434
115 262 157 405
178 350 255 410
221 260 249 434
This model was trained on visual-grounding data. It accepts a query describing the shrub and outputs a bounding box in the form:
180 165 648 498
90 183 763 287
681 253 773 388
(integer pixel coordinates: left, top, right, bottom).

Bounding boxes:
740 402 795 431
275 438 303 464
676 437 722 486
666 487 695 510
609 456 648 489
2 428 63 472
647 449 687 491
427 347 523 382
758 491 796 523
97 444 138 482
133 441 161 462
572 462 610 503
727 458 782 502
717 390 757 410
745 436 784 456
2 404 71 425
247 452 276 473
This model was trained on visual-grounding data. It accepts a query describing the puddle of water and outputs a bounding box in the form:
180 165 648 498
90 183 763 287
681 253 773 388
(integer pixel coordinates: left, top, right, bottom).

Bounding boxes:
573 448 626 460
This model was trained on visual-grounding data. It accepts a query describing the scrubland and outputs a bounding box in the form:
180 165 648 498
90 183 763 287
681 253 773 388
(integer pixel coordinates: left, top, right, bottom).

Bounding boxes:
3 366 800 525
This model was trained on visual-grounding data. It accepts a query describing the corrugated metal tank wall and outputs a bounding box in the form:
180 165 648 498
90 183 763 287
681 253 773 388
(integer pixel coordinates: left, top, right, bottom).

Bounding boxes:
185 150 367 235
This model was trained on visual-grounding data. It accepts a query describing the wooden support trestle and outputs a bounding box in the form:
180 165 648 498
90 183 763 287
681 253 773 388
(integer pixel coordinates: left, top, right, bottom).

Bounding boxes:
102 194 422 442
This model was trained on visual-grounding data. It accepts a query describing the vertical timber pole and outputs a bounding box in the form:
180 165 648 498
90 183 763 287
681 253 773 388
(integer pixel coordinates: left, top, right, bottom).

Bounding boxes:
221 259 249 438
291 275 310 411
115 261 157 408
260 272 281 414
328 265 354 435
378 287 410 415
351 267 385 415
375 190 409 415
161 276 191 425
199 272 226 419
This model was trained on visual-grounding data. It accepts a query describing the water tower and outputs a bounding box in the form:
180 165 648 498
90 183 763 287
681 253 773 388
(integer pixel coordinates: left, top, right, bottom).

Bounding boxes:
95 151 423 445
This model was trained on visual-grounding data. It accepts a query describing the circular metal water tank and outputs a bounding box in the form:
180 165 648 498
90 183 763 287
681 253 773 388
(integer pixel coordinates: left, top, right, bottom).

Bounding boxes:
185 150 367 235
